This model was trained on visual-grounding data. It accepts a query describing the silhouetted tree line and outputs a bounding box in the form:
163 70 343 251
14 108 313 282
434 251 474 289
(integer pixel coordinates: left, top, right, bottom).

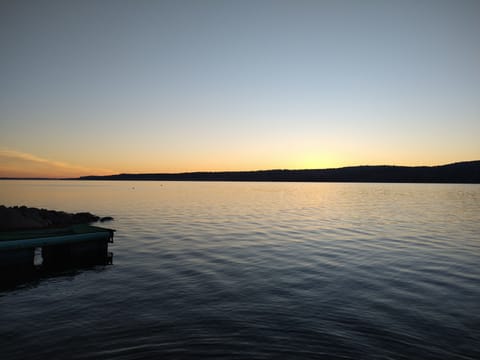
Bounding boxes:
77 161 480 183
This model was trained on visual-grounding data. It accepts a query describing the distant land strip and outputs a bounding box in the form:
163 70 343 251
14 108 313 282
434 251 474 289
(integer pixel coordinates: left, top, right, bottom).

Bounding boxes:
72 161 480 183
1 161 479 183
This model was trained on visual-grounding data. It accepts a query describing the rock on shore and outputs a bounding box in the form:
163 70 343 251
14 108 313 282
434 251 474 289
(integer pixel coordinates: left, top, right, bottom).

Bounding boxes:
0 206 100 231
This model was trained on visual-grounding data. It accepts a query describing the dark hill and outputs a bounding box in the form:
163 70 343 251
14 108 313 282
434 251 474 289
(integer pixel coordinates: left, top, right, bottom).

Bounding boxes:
77 161 480 183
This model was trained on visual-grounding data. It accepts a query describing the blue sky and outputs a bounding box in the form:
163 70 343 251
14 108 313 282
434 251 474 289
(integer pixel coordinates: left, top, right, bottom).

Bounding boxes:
1 0 479 177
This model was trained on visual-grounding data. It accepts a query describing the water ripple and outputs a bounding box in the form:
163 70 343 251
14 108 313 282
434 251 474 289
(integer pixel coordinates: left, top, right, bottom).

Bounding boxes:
1 182 480 359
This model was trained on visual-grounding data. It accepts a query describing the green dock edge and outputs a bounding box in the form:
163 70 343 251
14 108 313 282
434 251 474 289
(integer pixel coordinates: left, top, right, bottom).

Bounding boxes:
0 225 114 251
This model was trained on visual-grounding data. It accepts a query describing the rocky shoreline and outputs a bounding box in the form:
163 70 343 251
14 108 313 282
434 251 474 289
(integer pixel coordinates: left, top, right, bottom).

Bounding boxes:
0 206 111 231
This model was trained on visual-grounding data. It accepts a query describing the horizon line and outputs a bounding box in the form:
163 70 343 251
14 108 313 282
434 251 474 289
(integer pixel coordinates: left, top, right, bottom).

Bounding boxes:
1 159 478 180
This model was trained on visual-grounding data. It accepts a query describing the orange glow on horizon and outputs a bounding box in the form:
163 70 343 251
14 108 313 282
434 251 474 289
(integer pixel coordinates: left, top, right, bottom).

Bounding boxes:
1 147 478 179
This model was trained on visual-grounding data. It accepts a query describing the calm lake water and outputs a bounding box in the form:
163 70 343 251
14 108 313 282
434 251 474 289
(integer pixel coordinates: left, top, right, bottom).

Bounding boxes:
1 180 479 359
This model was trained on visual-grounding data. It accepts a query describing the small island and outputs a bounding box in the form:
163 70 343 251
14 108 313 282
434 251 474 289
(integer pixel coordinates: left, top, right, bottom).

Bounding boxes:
0 206 113 231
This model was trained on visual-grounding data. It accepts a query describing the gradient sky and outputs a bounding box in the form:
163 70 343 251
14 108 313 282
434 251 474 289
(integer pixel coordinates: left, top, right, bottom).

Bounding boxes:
1 0 479 177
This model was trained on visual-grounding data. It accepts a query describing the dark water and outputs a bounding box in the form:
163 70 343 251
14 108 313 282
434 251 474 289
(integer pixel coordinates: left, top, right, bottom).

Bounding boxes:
1 181 479 359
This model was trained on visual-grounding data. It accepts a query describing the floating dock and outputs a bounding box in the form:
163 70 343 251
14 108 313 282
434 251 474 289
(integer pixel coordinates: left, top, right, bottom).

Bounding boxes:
0 225 114 273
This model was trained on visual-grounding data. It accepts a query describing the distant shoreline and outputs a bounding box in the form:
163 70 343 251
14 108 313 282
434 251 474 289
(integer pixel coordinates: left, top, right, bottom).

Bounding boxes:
2 161 479 184
0 178 63 181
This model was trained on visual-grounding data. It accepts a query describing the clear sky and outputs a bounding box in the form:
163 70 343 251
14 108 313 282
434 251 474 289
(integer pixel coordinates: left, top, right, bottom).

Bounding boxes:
1 0 479 178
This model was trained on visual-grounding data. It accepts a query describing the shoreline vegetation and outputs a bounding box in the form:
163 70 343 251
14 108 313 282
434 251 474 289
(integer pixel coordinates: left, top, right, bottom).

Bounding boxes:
1 160 479 183
74 160 480 183
0 206 112 231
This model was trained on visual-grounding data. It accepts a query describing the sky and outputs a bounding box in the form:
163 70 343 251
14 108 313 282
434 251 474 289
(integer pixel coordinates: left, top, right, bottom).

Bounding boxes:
1 0 479 178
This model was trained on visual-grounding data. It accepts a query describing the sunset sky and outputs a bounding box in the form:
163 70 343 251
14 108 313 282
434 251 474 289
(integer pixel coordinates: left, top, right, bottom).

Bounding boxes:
1 0 479 178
